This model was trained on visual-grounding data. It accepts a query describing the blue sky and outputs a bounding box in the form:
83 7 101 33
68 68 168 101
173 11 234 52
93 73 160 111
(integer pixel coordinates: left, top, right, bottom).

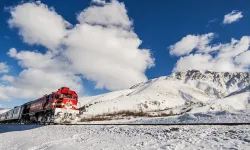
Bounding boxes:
1 0 250 108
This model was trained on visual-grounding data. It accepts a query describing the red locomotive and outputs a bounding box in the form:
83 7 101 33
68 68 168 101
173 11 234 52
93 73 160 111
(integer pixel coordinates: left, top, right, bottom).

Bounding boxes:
0 87 79 124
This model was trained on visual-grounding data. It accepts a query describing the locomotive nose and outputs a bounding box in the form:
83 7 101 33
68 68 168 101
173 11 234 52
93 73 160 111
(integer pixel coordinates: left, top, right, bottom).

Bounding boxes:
65 100 73 108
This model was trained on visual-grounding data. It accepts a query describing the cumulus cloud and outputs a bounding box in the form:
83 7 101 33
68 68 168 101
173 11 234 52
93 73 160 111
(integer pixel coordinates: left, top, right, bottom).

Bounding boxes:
1 75 15 82
8 48 68 71
8 2 71 50
64 0 154 90
92 0 106 5
1 0 154 100
223 10 243 24
5 68 82 99
77 0 132 30
0 62 9 73
173 54 214 72
65 11 154 90
169 33 220 56
170 34 250 72
217 36 250 58
0 48 83 100
0 86 10 100
235 51 250 66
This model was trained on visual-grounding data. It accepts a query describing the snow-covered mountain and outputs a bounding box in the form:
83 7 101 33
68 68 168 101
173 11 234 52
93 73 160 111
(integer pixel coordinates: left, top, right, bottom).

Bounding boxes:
79 70 250 116
0 108 10 114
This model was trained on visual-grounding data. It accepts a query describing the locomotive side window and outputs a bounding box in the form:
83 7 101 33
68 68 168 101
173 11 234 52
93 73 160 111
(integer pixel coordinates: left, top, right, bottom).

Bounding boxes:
55 94 59 99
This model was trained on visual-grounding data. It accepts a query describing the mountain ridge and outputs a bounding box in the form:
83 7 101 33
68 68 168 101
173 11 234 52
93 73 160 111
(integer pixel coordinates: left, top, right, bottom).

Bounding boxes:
79 70 250 116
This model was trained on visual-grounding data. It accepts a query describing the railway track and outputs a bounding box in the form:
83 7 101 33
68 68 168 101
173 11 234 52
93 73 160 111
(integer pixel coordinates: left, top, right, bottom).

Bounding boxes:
58 123 250 126
1 123 250 126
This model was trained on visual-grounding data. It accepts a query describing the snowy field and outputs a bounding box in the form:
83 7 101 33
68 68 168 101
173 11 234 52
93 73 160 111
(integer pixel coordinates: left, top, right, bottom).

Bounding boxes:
0 125 250 150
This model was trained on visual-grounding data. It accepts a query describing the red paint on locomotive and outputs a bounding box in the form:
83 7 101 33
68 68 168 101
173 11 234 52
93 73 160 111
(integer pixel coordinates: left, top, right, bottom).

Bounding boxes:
29 87 78 113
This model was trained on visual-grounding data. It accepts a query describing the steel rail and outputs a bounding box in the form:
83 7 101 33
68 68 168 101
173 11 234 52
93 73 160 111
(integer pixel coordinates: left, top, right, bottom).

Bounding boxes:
1 123 250 126
60 123 250 126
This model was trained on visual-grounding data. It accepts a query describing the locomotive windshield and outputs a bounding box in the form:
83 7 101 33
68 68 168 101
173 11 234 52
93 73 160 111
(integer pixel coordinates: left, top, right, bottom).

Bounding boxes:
60 94 73 98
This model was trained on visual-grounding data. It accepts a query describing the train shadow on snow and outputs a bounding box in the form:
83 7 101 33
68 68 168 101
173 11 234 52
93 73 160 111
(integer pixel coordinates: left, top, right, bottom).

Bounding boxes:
0 125 44 134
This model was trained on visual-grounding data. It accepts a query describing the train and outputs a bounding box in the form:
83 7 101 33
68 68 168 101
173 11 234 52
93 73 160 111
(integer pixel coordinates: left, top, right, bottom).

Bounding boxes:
0 87 79 124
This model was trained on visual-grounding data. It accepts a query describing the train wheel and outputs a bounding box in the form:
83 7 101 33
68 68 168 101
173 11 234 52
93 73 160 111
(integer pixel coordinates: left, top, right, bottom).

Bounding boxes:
41 115 47 125
46 113 53 125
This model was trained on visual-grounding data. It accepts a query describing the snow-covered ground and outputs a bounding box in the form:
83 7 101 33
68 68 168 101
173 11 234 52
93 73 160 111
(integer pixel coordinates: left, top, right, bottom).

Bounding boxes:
0 125 250 150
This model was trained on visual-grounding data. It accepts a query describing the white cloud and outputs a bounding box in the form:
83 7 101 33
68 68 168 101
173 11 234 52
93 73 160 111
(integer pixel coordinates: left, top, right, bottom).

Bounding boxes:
5 68 82 99
217 36 250 58
235 51 250 66
64 1 154 90
169 35 200 56
169 33 217 56
170 33 250 72
223 10 243 24
173 54 214 72
8 2 71 50
2 48 83 100
64 24 154 90
173 54 242 73
77 0 132 30
213 58 240 72
0 86 10 101
1 75 15 82
8 48 68 71
0 62 9 73
92 0 106 5
1 0 154 100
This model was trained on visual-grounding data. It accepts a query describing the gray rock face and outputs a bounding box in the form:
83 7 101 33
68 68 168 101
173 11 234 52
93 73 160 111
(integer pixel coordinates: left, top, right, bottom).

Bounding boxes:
168 70 250 97
130 70 250 98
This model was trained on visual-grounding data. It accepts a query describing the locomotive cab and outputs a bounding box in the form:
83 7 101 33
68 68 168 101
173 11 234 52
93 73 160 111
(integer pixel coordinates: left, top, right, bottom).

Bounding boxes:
54 87 78 110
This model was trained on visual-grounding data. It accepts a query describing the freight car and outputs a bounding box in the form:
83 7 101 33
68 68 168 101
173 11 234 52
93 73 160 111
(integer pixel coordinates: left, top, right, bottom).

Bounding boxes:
0 87 79 124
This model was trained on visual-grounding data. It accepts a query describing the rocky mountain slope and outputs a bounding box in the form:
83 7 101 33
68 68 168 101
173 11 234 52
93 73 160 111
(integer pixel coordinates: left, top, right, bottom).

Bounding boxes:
79 70 250 116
